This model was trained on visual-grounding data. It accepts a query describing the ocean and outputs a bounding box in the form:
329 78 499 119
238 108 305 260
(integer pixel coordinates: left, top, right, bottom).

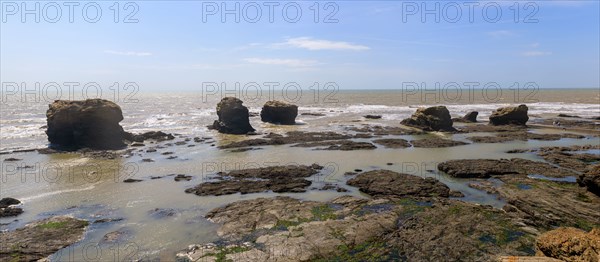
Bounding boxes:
1 88 599 152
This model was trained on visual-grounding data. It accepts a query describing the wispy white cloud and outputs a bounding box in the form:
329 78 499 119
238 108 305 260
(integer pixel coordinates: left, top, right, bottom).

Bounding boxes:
243 57 319 67
274 37 370 51
104 50 152 56
530 42 540 48
522 51 552 57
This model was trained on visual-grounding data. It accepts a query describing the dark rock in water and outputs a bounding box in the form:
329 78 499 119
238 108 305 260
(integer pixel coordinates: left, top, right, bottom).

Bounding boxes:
449 190 465 197
212 97 255 134
46 99 127 150
292 140 376 151
489 104 529 125
301 112 326 116
123 178 143 183
0 207 23 217
101 228 133 243
185 164 322 196
400 106 455 131
141 158 154 162
148 208 179 219
249 112 259 117
410 138 469 148
0 216 88 261
577 165 600 196
462 111 478 122
261 100 298 125
453 111 478 123
93 218 124 224
124 131 175 142
321 183 348 192
558 114 580 118
219 131 370 149
0 197 20 208
347 170 450 197
373 139 411 148
174 174 193 182
364 115 382 119
3 158 21 162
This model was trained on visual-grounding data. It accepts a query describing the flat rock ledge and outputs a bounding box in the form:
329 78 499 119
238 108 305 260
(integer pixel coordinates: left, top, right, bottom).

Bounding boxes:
184 164 323 196
0 216 88 261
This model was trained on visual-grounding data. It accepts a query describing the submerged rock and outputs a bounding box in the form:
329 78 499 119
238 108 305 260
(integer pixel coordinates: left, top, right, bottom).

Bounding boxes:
211 97 255 134
347 170 450 198
364 115 382 119
536 227 600 262
260 100 298 125
401 106 455 132
46 99 127 150
0 216 88 261
291 140 376 151
489 104 529 126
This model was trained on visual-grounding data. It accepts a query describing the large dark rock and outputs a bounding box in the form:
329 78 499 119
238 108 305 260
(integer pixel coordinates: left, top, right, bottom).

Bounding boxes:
211 97 255 134
0 197 20 208
347 170 450 197
260 100 298 125
489 104 529 125
46 99 127 150
400 106 455 131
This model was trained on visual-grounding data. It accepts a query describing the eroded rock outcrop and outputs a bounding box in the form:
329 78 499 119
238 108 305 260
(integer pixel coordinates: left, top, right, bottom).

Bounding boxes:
211 97 255 134
260 100 298 125
400 106 455 131
489 104 529 126
536 227 600 262
46 99 127 150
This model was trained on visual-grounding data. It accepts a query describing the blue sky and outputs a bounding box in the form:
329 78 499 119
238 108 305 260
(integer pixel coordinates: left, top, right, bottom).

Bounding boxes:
1 0 599 91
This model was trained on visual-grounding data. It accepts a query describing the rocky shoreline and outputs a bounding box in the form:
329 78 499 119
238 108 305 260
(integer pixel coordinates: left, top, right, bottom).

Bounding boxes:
1 100 599 261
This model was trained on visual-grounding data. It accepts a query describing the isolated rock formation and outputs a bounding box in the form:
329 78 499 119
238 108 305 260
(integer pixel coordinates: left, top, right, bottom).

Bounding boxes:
211 97 255 134
401 106 455 131
489 104 529 125
46 99 127 150
260 100 298 125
